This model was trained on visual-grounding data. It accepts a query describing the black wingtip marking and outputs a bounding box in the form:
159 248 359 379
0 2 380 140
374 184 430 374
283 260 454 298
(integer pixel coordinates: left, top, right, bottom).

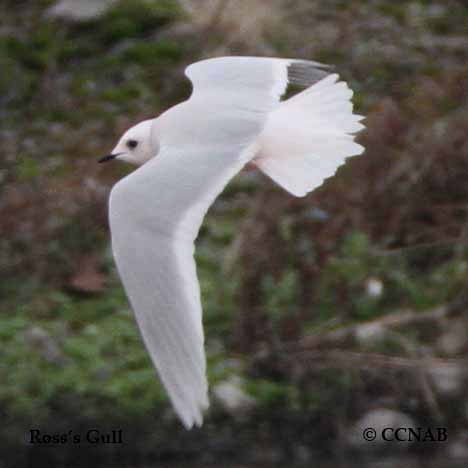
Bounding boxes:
287 60 333 87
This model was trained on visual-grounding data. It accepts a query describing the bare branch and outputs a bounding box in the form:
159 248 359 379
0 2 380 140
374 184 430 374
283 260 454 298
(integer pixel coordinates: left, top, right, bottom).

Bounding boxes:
286 349 467 372
295 295 468 351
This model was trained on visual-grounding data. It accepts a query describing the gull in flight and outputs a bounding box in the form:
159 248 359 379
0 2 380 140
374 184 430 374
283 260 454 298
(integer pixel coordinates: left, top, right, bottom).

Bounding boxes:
99 56 365 428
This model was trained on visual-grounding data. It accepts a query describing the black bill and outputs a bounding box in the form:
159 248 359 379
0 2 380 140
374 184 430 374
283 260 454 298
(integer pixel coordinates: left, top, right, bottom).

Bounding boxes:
98 154 119 163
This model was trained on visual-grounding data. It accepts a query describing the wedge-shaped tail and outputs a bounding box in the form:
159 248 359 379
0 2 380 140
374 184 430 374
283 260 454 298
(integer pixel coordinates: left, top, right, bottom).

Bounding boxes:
254 74 365 197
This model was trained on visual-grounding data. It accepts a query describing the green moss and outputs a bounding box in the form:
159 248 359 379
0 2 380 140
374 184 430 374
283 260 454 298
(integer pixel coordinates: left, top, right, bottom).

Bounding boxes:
57 38 97 63
97 0 182 44
16 156 41 181
262 270 300 326
378 3 407 24
0 42 38 106
245 379 294 408
425 16 451 35
122 40 185 65
100 83 144 103
0 284 167 424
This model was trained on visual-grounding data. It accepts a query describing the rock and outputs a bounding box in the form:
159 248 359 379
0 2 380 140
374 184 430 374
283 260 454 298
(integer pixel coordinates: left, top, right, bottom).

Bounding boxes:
24 326 66 365
212 375 255 417
306 207 329 222
446 431 468 459
365 277 384 298
347 408 416 451
45 0 118 22
367 455 425 468
428 364 465 397
293 444 314 464
436 319 468 356
355 322 386 345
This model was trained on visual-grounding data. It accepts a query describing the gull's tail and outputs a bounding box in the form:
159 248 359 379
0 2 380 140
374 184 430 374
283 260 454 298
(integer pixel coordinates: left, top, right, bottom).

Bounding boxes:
253 73 365 197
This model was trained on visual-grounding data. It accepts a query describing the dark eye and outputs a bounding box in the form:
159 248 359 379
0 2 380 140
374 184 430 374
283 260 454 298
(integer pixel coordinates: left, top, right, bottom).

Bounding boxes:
126 139 138 149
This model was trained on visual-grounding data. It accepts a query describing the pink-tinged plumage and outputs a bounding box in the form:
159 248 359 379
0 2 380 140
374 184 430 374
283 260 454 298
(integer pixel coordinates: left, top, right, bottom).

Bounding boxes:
254 74 365 196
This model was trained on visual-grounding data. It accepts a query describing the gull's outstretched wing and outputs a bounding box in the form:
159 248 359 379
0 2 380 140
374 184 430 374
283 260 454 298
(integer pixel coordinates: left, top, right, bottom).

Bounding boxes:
185 56 330 98
109 57 329 428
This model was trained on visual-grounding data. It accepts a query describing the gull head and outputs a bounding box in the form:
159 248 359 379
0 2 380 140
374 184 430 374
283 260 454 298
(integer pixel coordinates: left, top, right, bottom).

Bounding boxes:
99 119 156 166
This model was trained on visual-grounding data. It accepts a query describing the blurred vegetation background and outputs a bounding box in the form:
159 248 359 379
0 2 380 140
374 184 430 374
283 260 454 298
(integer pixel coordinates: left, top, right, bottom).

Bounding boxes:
1 0 468 467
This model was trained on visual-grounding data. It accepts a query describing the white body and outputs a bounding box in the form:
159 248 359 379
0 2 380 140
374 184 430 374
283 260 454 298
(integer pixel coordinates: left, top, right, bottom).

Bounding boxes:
106 56 364 428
